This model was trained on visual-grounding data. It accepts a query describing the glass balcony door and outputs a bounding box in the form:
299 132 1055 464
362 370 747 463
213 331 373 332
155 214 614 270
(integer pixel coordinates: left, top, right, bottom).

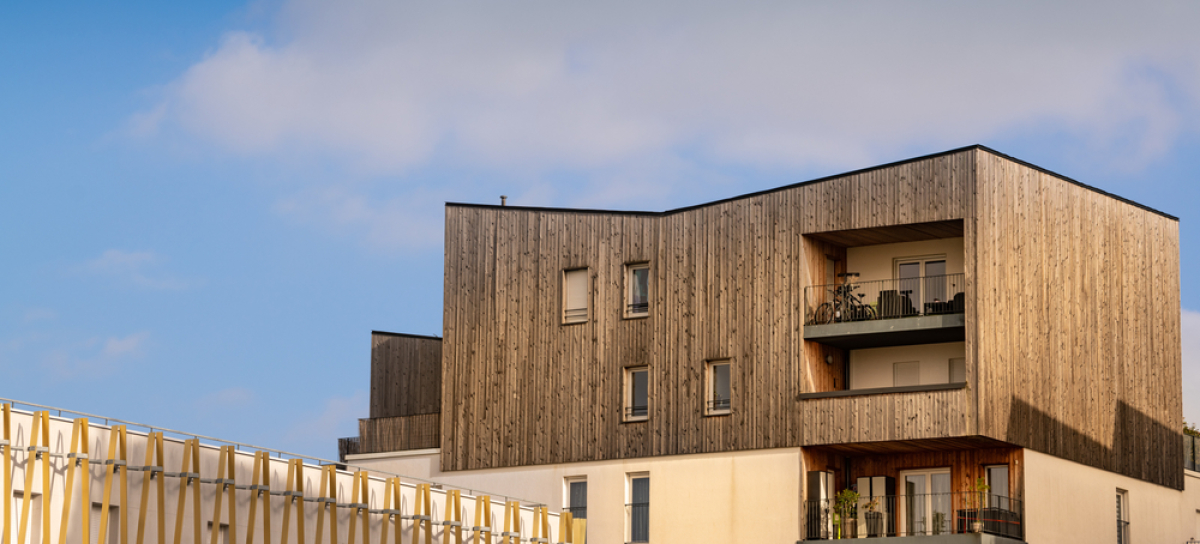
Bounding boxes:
899 468 951 536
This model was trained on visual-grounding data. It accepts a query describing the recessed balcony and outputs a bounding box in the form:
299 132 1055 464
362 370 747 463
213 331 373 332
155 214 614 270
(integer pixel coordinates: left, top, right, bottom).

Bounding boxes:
804 273 965 349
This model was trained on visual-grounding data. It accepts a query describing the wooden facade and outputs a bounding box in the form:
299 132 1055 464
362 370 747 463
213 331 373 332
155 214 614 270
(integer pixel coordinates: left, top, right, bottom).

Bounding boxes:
437 146 1183 489
370 331 442 419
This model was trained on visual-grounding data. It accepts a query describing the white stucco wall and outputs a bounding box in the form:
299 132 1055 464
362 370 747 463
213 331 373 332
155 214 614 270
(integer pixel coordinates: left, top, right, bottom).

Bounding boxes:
845 237 965 284
348 447 803 544
849 342 965 389
1024 448 1200 543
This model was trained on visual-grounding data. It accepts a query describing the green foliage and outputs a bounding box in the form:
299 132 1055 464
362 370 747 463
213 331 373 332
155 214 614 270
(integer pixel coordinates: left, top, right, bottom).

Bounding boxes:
1185 419 1200 438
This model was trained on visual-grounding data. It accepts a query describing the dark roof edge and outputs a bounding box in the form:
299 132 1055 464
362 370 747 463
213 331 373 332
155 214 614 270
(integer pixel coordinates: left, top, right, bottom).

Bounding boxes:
371 330 442 341
447 144 1177 221
974 146 1177 221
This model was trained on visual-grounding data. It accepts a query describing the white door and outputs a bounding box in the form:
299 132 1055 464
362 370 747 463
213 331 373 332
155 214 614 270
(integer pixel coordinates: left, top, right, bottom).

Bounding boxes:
899 469 951 535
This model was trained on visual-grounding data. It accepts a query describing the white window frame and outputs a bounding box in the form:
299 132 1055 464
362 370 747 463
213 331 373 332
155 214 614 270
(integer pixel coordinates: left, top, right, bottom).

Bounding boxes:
624 367 649 422
898 468 951 536
564 476 587 522
1117 489 1130 544
563 268 590 324
624 262 650 318
705 360 732 416
626 472 650 544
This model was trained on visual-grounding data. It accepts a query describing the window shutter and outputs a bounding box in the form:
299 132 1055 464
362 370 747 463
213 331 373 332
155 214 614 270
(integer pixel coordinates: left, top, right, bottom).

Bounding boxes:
564 269 588 321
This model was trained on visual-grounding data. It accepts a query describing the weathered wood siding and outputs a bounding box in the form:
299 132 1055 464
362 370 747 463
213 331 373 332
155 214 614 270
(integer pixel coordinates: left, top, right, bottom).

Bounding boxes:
441 150 977 471
359 414 441 453
370 332 442 418
974 150 1183 489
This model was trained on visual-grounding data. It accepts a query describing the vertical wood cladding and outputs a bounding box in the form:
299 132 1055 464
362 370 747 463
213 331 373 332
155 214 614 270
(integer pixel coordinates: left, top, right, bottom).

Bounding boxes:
441 150 976 472
974 150 1183 489
370 332 442 418
438 147 1180 489
804 446 1025 501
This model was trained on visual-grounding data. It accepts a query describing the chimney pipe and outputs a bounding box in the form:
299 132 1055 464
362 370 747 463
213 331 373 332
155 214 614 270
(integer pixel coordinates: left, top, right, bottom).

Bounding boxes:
500 195 507 206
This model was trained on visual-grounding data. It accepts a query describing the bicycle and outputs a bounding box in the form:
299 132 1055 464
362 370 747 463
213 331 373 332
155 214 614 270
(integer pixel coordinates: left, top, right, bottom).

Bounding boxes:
814 272 877 324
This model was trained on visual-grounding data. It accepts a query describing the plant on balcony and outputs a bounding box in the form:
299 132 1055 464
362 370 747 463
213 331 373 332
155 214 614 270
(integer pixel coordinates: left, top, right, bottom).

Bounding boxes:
964 477 990 533
863 498 883 537
833 489 859 539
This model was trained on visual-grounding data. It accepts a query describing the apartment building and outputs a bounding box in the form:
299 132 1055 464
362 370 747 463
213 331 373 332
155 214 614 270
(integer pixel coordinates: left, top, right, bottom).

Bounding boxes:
343 145 1200 543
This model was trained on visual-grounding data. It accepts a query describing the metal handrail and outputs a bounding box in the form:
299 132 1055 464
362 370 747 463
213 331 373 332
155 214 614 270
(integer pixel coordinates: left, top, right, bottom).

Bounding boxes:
0 396 546 506
805 273 965 326
803 491 1023 540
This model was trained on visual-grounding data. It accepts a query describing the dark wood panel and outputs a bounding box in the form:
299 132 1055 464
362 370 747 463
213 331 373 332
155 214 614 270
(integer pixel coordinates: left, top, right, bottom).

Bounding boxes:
359 414 440 453
370 332 442 418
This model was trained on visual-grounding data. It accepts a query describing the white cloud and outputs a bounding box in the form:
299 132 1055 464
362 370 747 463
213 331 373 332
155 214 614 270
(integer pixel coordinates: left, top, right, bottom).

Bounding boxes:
142 1 1200 173
83 250 199 290
1182 309 1200 428
133 0 1200 246
283 390 367 457
44 331 151 379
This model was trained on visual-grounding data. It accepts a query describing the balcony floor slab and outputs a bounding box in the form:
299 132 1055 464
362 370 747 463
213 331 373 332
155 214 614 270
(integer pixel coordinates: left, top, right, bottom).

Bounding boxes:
803 313 965 349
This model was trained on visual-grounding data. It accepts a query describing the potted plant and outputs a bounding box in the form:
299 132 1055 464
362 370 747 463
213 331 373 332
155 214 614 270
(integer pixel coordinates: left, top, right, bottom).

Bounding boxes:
965 478 990 533
863 497 884 537
833 489 859 539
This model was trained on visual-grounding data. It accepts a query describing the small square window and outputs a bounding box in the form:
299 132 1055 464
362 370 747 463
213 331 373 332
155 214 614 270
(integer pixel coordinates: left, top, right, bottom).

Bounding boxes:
563 268 589 324
624 367 649 421
625 263 650 317
706 360 731 415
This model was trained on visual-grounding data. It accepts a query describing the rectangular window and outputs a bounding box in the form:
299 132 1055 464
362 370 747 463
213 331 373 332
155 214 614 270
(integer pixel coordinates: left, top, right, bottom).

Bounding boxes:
985 465 1009 510
566 478 587 520
949 357 966 383
626 263 650 317
627 474 650 543
91 503 119 544
13 492 43 544
893 361 920 387
706 360 731 415
625 367 649 421
563 268 589 324
208 522 229 544
1117 489 1129 544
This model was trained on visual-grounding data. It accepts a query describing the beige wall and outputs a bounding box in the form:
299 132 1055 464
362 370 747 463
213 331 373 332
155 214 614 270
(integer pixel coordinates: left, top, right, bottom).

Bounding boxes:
845 237 964 284
849 342 965 389
1024 448 1200 543
350 447 803 544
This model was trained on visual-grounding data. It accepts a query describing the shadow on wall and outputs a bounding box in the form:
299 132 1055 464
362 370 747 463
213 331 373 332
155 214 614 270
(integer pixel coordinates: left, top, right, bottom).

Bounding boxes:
1006 397 1183 490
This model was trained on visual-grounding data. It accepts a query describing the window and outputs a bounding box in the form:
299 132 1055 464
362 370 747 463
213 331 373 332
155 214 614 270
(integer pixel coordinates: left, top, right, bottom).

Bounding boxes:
1117 489 1129 544
91 503 119 544
627 474 649 543
949 357 966 383
706 360 731 415
208 522 230 544
13 492 43 544
985 465 1009 509
563 268 589 324
893 361 920 387
625 263 650 317
896 255 948 306
565 478 587 521
624 367 649 421
899 469 951 535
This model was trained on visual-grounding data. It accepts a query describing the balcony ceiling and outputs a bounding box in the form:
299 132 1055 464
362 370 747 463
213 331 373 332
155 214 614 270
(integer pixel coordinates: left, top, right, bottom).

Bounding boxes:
808 219 964 247
806 436 1014 456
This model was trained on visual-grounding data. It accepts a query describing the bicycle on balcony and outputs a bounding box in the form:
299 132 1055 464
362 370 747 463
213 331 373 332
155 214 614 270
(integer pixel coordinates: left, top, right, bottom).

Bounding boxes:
814 272 877 324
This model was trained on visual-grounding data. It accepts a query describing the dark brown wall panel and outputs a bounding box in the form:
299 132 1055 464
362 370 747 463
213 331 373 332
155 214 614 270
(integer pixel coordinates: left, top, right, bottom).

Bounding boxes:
370 332 442 418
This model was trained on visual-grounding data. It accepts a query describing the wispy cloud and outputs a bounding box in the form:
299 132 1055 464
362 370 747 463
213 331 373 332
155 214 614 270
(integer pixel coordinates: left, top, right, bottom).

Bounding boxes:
22 308 57 323
44 331 151 379
82 249 200 290
283 390 366 456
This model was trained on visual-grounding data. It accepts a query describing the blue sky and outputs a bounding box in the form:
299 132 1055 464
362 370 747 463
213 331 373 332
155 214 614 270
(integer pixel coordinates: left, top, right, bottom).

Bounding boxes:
3 1 1200 458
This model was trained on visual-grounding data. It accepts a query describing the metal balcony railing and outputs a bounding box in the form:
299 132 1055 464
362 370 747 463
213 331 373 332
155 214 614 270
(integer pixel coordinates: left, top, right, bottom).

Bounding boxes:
803 491 1022 540
804 273 965 326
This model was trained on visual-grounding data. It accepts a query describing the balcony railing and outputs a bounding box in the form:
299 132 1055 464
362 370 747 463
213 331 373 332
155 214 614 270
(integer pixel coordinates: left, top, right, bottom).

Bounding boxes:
805 273 965 326
337 435 360 462
706 398 731 414
803 492 1022 540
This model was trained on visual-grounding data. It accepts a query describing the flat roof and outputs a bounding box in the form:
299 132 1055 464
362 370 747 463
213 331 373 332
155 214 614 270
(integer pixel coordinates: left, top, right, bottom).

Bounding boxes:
446 144 1177 221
